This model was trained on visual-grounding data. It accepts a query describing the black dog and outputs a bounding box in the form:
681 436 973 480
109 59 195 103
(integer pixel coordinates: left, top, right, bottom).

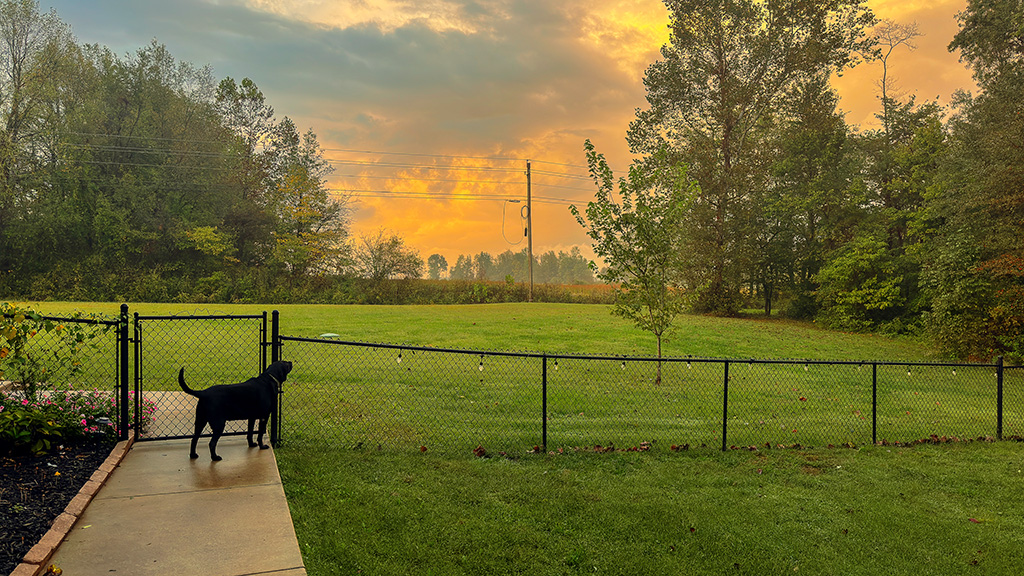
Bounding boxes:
178 361 293 461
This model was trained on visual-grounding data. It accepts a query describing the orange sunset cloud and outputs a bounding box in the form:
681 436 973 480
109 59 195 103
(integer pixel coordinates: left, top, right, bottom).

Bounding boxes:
44 0 977 268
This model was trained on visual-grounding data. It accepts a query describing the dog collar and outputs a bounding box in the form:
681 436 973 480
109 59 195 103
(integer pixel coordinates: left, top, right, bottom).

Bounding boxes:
270 374 283 393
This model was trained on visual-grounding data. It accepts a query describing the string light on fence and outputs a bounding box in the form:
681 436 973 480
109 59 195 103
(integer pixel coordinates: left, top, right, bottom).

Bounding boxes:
553 359 558 371
687 361 691 369
953 368 957 376
479 355 485 371
621 361 626 370
804 363 809 372
397 350 403 364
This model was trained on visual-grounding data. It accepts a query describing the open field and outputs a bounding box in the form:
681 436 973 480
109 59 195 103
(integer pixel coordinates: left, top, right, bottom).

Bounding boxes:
9 301 938 360
9 301 1024 574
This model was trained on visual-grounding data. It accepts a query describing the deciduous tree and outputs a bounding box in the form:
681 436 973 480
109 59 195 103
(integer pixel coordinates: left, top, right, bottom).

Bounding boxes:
627 0 875 313
572 140 696 384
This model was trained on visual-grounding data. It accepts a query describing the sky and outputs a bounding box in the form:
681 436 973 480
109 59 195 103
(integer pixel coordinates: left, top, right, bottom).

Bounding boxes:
42 0 977 266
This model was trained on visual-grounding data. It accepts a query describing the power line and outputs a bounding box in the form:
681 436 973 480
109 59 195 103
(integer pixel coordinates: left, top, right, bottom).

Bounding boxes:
321 147 520 163
325 158 523 174
333 173 522 186
337 189 579 206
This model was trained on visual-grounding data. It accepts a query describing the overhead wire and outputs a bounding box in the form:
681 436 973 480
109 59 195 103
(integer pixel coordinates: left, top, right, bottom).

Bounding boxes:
59 138 607 207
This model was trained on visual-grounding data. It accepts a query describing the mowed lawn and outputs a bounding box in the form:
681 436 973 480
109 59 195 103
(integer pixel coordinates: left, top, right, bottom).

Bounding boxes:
14 301 1024 574
12 300 937 360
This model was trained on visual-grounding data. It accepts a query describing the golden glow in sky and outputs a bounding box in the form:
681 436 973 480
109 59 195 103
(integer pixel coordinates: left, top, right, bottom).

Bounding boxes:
45 0 976 268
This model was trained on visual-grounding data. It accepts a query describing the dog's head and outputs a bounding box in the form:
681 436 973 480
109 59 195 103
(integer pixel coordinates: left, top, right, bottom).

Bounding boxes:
266 361 293 392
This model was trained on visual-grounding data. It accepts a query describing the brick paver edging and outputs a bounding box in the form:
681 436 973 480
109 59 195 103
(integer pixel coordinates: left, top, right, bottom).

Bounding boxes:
9 438 134 576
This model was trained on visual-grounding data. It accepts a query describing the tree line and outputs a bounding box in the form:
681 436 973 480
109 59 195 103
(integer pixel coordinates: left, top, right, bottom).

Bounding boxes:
0 1 598 305
426 247 595 285
0 0 352 301
575 0 1023 362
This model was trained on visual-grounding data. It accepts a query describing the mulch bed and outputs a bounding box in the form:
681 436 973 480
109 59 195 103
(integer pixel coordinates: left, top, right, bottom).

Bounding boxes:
0 441 116 574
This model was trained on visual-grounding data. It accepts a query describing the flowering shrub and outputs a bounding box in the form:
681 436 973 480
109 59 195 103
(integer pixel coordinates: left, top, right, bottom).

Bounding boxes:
0 387 157 455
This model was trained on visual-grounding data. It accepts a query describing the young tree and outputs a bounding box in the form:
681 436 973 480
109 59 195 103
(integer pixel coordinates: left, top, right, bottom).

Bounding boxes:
627 0 876 313
572 140 697 384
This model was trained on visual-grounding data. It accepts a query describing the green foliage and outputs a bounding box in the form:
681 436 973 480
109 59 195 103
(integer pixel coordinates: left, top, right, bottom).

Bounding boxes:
0 401 65 455
815 237 904 331
573 141 698 380
0 386 156 455
627 0 876 314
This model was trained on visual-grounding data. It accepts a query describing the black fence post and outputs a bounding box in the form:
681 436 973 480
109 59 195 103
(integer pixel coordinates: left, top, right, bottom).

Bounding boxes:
270 310 281 446
872 363 878 445
542 355 548 452
261 311 268 371
997 356 1004 440
118 304 129 441
133 312 141 442
722 360 730 451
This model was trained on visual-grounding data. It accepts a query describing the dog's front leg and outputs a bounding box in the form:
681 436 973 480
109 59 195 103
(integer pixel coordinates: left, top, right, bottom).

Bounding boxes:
256 416 269 449
247 418 258 448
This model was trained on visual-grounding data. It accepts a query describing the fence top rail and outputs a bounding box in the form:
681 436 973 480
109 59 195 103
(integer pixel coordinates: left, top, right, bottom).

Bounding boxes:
42 315 120 327
2 312 120 327
134 313 266 321
278 335 1004 369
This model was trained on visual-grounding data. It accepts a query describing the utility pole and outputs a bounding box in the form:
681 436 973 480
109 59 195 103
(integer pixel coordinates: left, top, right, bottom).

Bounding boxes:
526 159 533 302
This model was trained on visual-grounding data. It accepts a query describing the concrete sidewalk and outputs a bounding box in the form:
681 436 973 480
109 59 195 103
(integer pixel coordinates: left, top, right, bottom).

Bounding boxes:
47 438 307 576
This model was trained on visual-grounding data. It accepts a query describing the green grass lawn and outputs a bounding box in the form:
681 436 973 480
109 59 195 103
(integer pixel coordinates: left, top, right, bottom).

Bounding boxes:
279 442 1024 576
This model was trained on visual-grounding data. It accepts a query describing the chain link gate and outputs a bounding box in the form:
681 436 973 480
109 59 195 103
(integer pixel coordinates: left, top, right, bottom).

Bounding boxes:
131 312 273 443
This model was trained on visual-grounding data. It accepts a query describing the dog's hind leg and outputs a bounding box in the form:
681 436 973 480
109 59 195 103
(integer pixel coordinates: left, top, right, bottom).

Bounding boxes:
208 419 226 461
190 413 206 459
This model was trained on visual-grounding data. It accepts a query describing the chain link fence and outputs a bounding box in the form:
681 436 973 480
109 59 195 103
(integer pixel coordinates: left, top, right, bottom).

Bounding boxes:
6 307 1021 454
278 337 1021 454
1 311 125 432
132 313 268 440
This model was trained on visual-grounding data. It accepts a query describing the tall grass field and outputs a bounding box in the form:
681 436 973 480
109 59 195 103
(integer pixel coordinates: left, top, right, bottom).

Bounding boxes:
10 302 1024 574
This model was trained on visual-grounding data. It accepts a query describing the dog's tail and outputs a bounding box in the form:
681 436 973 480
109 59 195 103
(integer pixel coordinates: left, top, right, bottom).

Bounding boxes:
178 368 201 397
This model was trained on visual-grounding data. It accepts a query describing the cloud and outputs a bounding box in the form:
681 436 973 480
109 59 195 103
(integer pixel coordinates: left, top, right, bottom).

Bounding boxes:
40 0 977 264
